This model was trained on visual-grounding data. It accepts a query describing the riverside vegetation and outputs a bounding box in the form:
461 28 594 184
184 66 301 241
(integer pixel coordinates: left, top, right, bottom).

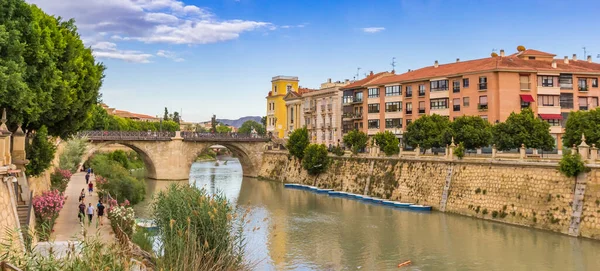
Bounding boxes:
87 150 146 205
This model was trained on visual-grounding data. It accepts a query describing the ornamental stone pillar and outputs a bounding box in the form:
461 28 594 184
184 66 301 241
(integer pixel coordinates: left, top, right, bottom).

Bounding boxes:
519 144 526 161
590 144 598 163
578 134 589 161
415 145 420 157
491 144 497 160
11 124 26 161
447 137 455 161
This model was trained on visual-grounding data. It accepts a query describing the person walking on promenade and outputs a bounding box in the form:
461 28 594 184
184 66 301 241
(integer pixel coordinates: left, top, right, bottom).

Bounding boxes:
79 189 86 202
78 201 86 223
97 200 105 226
88 181 94 196
85 173 90 184
87 203 94 226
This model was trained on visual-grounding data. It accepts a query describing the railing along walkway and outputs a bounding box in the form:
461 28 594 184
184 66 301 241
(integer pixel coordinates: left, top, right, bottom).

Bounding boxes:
180 131 269 142
78 131 271 142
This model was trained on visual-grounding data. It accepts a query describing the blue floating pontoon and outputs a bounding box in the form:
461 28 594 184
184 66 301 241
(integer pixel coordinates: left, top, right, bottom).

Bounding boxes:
393 202 412 208
382 200 397 206
408 204 432 211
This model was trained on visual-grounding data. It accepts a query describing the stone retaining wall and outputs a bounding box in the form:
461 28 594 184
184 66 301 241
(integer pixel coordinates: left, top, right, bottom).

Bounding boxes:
258 152 600 240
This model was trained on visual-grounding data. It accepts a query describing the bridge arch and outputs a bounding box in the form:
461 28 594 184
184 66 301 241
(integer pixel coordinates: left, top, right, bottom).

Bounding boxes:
82 142 158 178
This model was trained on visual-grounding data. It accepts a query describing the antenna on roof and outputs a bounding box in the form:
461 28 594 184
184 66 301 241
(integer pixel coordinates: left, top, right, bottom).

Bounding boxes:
356 67 361 80
583 47 587 59
390 57 396 72
492 48 497 53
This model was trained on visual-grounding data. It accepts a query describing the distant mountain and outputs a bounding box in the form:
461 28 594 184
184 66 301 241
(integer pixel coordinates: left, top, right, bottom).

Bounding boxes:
217 116 262 128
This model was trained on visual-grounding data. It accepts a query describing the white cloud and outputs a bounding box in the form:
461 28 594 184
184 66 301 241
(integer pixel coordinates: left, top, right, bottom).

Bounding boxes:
156 50 184 62
362 27 385 33
91 41 153 63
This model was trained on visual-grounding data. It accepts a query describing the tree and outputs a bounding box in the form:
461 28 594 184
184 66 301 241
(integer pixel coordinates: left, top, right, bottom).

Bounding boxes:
211 115 217 133
1 0 105 137
451 116 492 150
238 120 266 135
163 107 169 121
302 144 330 175
563 108 600 148
84 104 111 130
261 116 267 127
194 124 208 133
26 126 56 177
373 131 400 156
172 112 180 124
286 127 310 160
454 143 465 159
216 125 232 133
492 108 554 151
343 130 368 154
559 152 586 177
404 114 452 150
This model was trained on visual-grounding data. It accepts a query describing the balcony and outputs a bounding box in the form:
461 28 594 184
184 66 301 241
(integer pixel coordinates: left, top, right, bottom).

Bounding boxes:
405 93 413 98
560 83 573 90
520 82 531 90
430 107 449 116
579 86 589 92
453 87 460 93
352 113 363 120
538 104 561 114
405 109 412 115
418 108 426 114
320 105 325 111
453 105 460 111
267 110 275 116
418 91 425 97
327 104 332 111
478 103 488 111
478 83 487 91
537 84 560 95
352 98 363 104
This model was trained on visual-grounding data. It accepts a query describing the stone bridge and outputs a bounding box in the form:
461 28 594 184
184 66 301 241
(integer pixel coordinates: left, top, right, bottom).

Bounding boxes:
79 131 271 180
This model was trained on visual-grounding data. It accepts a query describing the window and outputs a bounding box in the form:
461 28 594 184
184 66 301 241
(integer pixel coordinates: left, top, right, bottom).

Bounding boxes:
355 92 363 102
430 98 449 109
463 78 470 88
538 76 556 87
538 95 559 106
519 75 531 90
385 85 401 96
478 77 488 90
418 101 426 114
290 107 294 123
406 102 412 114
521 100 530 109
430 80 449 91
287 85 292 93
578 78 588 91
453 98 460 111
481 115 488 122
418 84 426 96
463 97 470 107
405 86 413 97
406 119 412 126
385 118 403 128
546 119 561 126
368 119 379 129
368 103 380 113
478 96 488 110
368 88 380 98
274 85 277 93
593 78 599 88
453 80 460 93
560 93 574 109
385 102 401 112
578 97 588 110
528 56 536 60
559 74 573 89
591 97 599 109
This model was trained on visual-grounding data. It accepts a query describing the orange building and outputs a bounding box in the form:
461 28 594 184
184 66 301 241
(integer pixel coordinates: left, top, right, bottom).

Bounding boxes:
355 48 600 150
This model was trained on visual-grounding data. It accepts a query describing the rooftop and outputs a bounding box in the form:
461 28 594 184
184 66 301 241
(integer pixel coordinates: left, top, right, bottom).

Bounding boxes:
339 71 394 90
271 75 299 81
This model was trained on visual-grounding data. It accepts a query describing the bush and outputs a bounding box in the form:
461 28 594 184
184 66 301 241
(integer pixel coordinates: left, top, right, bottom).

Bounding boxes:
32 190 65 240
454 143 465 159
108 150 130 169
108 204 136 237
373 131 400 156
90 153 146 205
559 152 586 177
302 144 330 175
132 227 155 254
50 169 72 193
286 127 310 160
26 126 57 177
58 137 88 173
153 184 248 271
343 130 368 154
331 145 345 156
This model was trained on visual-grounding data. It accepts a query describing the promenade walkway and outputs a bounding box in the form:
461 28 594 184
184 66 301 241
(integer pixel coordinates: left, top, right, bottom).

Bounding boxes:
51 172 113 241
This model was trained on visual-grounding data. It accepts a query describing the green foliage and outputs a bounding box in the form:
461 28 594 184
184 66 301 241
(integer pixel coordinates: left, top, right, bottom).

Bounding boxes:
261 116 267 127
404 114 452 150
58 137 88 173
86 104 179 132
562 108 600 148
454 143 465 159
373 131 400 156
559 152 586 177
331 145 345 156
132 227 155 254
492 108 554 151
196 149 217 161
237 120 266 135
153 184 248 271
343 130 368 154
109 150 130 169
25 126 56 177
287 127 310 159
302 144 330 175
164 107 169 121
90 152 146 205
173 111 181 124
0 0 105 137
451 116 492 150
216 125 232 133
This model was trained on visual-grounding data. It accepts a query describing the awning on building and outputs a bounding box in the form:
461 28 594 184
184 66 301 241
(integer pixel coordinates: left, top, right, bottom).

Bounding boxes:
520 94 535 103
539 114 563 120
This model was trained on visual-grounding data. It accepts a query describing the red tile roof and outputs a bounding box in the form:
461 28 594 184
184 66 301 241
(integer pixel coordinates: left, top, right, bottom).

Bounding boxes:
340 71 393 90
514 49 556 57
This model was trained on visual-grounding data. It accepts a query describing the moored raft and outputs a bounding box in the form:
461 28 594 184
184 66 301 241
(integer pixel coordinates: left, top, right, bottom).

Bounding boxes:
409 204 432 211
393 202 412 208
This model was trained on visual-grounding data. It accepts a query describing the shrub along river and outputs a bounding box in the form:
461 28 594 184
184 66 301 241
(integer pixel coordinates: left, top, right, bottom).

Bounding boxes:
133 157 600 271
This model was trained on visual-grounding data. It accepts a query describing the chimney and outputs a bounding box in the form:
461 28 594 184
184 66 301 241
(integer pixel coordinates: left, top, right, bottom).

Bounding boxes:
500 49 505 57
434 60 439 68
564 56 569 64
456 58 460 63
408 69 411 72
369 71 374 76
573 54 577 61
344 79 349 84
551 60 557 69
588 55 592 63
327 78 332 83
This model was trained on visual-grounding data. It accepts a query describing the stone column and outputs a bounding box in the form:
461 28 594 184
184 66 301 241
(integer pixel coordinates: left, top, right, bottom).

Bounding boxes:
448 138 455 160
11 125 26 161
0 109 10 165
415 145 420 157
491 144 497 160
476 148 482 155
519 144 526 161
578 134 589 161
590 144 598 163
444 145 449 158
398 143 403 158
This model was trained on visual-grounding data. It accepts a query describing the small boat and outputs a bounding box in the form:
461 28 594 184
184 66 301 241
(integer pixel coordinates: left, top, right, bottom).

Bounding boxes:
409 205 432 211
135 218 158 230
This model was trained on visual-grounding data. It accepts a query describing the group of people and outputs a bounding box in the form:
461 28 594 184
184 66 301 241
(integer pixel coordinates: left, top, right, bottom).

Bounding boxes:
78 168 105 226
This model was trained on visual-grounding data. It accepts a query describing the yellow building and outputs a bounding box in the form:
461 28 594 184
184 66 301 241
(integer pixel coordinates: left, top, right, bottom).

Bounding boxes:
266 76 299 138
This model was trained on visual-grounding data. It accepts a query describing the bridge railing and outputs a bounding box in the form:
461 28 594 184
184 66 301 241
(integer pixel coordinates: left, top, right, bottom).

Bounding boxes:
181 131 270 142
78 131 175 141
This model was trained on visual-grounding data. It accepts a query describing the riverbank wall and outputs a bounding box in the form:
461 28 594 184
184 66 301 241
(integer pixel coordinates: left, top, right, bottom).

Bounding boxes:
258 151 600 240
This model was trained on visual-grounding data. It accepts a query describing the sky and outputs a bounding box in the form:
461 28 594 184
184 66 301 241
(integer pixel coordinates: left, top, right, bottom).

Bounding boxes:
26 0 600 122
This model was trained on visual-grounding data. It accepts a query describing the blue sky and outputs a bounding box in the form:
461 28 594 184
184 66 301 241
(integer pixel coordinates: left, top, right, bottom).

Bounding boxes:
28 0 600 121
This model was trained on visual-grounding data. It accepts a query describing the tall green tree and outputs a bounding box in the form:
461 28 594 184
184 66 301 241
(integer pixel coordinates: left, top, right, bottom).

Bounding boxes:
373 131 400 156
238 120 266 135
172 112 180 124
563 108 600 148
163 107 170 121
0 0 105 137
216 125 232 133
26 126 56 177
343 130 368 154
492 108 554 151
404 114 452 150
286 127 310 160
451 116 492 150
261 116 267 127
302 144 330 175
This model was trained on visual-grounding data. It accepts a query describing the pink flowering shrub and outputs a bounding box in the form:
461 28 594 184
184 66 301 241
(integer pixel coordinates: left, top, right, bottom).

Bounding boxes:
50 168 72 193
33 189 65 240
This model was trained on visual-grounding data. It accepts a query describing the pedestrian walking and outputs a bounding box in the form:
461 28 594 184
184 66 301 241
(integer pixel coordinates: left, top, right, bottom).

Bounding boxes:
88 182 94 196
79 188 86 202
87 203 94 226
85 173 90 184
78 201 86 223
97 200 105 226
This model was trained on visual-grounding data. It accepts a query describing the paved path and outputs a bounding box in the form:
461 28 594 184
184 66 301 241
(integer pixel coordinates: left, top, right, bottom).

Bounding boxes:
51 172 114 241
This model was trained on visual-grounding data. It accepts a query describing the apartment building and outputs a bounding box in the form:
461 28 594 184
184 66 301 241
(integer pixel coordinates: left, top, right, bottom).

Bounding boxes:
266 76 299 138
283 87 312 137
340 71 394 135
363 48 600 149
302 79 348 147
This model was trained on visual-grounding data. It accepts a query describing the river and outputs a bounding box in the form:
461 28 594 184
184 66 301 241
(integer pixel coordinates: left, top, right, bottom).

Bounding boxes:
134 158 600 271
